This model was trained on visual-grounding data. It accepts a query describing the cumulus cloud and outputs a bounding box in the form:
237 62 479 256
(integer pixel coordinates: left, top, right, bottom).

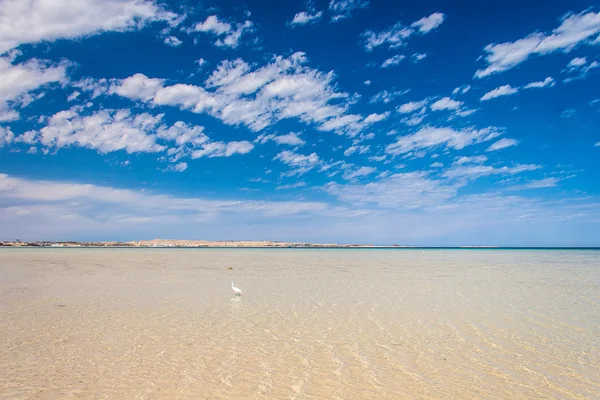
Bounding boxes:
274 150 321 175
397 99 429 114
193 15 254 48
329 0 369 22
290 10 322 26
386 126 500 156
486 138 518 152
480 85 518 101
0 54 68 122
0 0 177 54
163 35 182 47
362 12 445 51
430 97 463 111
0 126 14 146
381 54 405 68
475 10 600 78
110 52 366 136
13 106 254 164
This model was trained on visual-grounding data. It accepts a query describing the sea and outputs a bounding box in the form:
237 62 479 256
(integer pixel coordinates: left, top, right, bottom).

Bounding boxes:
0 248 599 399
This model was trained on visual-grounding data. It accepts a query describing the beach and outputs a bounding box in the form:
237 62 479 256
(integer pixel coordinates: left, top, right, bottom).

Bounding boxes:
1 248 599 399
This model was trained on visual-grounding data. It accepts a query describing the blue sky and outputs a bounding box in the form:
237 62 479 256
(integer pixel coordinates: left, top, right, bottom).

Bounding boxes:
0 0 599 245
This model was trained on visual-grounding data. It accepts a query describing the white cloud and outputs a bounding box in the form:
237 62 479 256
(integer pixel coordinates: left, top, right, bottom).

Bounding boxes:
411 53 427 62
454 155 488 165
166 162 188 172
329 0 369 22
430 162 443 168
566 56 587 69
0 126 14 147
523 76 555 88
362 12 445 50
480 84 518 101
196 58 207 68
163 35 182 47
507 177 559 191
256 132 305 146
111 52 362 136
430 97 463 111
443 164 540 180
276 182 307 190
194 15 232 35
595 142 600 147
274 150 321 175
290 11 322 26
34 108 167 154
370 89 409 104
475 10 600 78
364 80 371 85
400 114 425 126
344 144 370 156
2 172 597 245
452 85 471 95
109 73 164 101
486 138 518 152
67 91 81 102
0 0 177 54
14 106 255 163
411 12 446 33
363 111 389 123
0 173 334 239
0 108 19 122
193 15 254 48
343 166 376 180
381 54 405 68
397 99 429 113
562 57 599 82
386 126 500 156
0 54 68 121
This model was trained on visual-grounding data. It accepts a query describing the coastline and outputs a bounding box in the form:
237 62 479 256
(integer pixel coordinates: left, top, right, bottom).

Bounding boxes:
0 240 597 249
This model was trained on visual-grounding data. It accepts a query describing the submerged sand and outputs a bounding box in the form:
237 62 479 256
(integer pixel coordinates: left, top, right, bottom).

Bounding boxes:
0 248 599 399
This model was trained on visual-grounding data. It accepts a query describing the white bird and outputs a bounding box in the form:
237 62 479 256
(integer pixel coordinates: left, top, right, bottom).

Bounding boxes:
231 281 242 296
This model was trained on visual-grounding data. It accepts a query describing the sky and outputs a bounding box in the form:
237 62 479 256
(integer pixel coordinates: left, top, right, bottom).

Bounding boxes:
0 0 599 246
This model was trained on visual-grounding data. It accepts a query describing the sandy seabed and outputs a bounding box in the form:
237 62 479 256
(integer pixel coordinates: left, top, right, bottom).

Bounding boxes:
1 248 599 399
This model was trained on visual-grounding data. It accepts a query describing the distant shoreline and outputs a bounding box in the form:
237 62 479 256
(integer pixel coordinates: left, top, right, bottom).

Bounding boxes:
0 240 598 250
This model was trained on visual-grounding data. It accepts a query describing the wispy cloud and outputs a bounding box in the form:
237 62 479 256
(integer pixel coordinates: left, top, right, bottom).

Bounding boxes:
486 138 518 152
361 12 445 51
289 9 322 26
381 55 405 68
507 177 559 191
475 10 600 78
386 126 500 156
480 85 518 101
0 0 178 54
329 0 369 22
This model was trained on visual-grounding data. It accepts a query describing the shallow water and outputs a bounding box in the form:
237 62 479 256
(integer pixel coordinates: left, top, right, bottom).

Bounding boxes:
0 248 599 399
